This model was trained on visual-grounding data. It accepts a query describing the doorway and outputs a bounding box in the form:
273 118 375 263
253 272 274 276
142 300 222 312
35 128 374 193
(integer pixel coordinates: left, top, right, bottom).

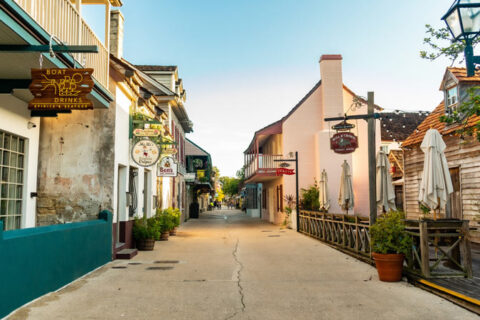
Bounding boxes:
116 165 127 243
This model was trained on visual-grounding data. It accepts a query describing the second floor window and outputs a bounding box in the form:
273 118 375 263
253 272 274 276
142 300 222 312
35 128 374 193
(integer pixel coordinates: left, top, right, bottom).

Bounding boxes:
446 86 458 112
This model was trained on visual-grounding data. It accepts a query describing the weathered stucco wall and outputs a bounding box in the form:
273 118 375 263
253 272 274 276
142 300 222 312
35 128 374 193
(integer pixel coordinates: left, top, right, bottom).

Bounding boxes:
36 106 115 225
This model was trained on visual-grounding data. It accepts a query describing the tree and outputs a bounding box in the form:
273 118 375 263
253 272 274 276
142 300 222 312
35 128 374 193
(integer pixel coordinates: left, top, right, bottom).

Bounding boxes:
420 24 480 141
220 176 241 197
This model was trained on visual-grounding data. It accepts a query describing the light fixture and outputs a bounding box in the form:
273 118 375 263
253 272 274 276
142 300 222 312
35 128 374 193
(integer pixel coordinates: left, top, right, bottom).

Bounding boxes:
442 0 480 76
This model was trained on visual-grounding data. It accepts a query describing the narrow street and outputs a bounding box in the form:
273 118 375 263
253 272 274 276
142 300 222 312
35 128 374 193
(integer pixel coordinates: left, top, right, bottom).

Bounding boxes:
10 210 476 320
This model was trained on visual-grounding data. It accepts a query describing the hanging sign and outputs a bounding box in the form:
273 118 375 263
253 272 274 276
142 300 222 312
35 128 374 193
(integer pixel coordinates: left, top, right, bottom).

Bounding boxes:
184 173 196 182
157 156 178 177
332 120 355 131
162 147 178 155
133 128 161 137
29 68 94 111
276 168 295 176
279 162 290 168
330 132 358 154
131 139 160 167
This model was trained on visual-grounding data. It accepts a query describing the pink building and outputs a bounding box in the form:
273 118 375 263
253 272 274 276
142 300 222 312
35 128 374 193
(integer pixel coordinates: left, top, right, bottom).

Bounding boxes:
243 55 381 225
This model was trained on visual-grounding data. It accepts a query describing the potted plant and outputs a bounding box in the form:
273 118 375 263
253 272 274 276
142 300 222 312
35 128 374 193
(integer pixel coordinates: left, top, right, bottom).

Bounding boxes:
370 211 412 282
283 194 296 229
168 208 181 236
155 209 174 241
133 217 159 251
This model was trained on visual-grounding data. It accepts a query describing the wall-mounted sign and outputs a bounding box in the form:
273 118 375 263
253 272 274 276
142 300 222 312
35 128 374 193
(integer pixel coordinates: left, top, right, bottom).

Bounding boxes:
29 68 94 111
131 139 160 167
276 168 295 176
184 173 196 182
133 128 161 137
157 156 178 177
330 132 358 154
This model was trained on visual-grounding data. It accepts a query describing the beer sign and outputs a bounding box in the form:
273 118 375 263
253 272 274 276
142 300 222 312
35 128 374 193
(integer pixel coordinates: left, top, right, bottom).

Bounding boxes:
29 68 94 111
330 132 358 154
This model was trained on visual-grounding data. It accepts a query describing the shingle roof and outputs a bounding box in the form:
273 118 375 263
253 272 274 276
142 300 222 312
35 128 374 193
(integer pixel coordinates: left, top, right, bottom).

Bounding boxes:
447 67 480 83
135 65 177 72
380 112 428 142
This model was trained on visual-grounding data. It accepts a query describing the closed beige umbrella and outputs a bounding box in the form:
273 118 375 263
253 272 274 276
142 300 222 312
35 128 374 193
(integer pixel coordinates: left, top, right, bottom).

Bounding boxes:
418 128 453 218
339 160 354 214
376 150 396 212
319 169 330 212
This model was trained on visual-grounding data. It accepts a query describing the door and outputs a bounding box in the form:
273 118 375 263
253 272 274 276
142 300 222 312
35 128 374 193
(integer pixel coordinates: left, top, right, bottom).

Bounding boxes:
447 167 462 219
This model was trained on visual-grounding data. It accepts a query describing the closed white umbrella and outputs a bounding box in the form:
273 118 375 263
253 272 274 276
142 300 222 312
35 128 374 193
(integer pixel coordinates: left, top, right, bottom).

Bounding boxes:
319 169 330 212
339 160 354 214
376 150 396 212
418 128 453 218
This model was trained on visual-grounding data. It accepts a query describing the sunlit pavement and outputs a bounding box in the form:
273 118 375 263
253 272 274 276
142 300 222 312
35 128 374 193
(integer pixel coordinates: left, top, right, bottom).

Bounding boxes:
10 210 477 320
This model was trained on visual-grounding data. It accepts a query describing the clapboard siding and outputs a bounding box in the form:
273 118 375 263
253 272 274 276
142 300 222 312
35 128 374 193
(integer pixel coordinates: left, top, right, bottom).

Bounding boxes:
403 135 480 243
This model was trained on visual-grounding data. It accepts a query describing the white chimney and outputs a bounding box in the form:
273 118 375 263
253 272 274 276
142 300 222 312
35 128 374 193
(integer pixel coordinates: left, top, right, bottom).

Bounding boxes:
319 54 344 119
110 10 124 59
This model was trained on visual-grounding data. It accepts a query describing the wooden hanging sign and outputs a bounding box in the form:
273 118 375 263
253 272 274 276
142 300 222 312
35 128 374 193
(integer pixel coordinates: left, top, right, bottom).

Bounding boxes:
330 132 358 154
28 68 95 111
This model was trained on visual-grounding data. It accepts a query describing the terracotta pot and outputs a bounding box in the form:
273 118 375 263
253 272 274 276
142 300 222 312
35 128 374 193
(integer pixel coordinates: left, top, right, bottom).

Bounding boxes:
136 238 155 251
372 252 404 282
160 231 169 241
169 227 177 236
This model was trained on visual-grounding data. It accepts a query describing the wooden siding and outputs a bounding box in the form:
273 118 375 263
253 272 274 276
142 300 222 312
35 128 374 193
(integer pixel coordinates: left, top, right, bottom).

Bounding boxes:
404 135 480 243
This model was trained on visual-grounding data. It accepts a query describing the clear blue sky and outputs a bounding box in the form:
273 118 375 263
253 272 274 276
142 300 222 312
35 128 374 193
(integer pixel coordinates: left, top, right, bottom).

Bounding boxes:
85 0 458 177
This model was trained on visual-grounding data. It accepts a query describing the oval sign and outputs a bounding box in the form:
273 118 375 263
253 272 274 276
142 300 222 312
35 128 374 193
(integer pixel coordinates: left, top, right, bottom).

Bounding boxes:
131 139 160 167
330 132 358 154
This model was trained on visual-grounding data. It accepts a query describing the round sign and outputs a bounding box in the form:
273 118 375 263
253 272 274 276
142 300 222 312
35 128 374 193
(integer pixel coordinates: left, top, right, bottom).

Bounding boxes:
131 139 160 167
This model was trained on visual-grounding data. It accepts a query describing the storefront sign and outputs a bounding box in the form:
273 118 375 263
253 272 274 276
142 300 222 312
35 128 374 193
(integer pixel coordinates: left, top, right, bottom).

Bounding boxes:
330 132 358 154
162 147 178 155
131 139 160 167
157 156 178 177
29 68 94 111
184 173 196 182
276 168 295 175
133 128 161 137
279 162 290 168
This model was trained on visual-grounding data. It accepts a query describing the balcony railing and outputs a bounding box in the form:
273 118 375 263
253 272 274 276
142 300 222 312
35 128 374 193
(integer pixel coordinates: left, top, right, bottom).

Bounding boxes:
245 154 284 179
15 0 109 89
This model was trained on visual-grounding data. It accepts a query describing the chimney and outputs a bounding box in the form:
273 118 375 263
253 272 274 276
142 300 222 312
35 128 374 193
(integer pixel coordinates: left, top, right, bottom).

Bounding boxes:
110 10 125 59
319 54 344 118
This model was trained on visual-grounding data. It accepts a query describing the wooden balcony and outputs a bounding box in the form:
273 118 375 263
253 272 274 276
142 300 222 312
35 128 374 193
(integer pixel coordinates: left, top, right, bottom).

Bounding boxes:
245 154 285 182
14 0 109 89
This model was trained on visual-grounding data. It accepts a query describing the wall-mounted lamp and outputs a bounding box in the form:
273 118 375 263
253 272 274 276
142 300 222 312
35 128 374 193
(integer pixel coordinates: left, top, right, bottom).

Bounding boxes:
27 122 37 129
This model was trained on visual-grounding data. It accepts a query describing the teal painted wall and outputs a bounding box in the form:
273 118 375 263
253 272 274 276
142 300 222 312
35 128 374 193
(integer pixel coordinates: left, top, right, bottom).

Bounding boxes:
0 211 112 319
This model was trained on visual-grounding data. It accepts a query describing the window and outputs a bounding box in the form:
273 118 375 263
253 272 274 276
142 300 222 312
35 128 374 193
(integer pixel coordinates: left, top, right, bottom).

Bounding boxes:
446 86 458 112
0 131 25 230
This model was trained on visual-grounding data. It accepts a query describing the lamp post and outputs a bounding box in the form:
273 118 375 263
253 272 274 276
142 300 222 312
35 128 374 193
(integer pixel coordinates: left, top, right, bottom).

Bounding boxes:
442 0 480 76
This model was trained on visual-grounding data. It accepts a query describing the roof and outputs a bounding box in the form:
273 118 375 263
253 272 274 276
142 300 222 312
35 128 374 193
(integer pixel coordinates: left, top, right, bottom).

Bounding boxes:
447 67 480 83
244 119 282 153
380 112 428 141
186 139 211 158
135 65 178 72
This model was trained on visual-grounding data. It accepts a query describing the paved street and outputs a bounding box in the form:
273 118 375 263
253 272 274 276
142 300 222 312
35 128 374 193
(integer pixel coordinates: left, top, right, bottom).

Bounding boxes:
10 210 477 320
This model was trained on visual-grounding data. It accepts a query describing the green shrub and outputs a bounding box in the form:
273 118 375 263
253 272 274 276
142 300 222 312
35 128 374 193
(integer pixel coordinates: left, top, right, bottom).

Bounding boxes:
133 217 160 240
155 208 175 232
370 211 412 255
300 181 319 211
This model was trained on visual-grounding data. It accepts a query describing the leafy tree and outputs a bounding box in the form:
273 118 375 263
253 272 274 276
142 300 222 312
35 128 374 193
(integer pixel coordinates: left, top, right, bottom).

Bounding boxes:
220 176 241 197
420 24 480 140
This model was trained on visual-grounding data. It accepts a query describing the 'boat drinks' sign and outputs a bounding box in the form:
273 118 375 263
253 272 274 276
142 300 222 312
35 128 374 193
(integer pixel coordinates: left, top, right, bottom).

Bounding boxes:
29 68 95 111
330 132 358 154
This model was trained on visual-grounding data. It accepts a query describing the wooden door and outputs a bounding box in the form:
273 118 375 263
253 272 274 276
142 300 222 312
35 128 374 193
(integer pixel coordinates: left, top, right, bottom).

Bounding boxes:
447 167 462 219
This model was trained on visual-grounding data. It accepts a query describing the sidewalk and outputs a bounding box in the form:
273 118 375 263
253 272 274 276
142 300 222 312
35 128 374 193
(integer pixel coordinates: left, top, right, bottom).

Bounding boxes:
9 210 477 320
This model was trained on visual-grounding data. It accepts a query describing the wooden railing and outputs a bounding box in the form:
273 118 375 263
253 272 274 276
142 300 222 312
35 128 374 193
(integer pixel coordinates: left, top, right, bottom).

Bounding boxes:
14 0 109 89
404 219 473 278
299 211 372 262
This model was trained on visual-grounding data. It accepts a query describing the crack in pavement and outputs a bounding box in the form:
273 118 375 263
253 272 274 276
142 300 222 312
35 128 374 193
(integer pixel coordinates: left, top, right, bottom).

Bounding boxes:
226 238 245 320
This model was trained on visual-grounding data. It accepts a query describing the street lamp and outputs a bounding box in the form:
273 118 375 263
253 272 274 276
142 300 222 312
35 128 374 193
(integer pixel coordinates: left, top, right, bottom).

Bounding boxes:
442 0 480 76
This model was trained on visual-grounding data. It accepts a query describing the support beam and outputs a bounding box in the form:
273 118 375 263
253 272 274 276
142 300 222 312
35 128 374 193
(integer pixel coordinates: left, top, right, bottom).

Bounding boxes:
0 79 31 93
0 45 98 53
367 92 377 225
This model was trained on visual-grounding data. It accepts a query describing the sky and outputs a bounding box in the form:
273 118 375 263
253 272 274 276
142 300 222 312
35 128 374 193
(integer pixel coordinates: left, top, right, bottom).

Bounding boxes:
84 0 459 177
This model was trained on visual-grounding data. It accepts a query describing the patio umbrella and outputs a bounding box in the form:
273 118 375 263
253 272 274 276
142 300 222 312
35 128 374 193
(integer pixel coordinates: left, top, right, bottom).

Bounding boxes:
376 150 396 212
319 169 330 212
338 160 354 214
418 128 453 219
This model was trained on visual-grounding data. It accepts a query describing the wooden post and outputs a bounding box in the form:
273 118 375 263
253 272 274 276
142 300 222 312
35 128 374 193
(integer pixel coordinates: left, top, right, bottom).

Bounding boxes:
460 220 473 278
367 92 377 225
419 221 431 278
355 216 360 253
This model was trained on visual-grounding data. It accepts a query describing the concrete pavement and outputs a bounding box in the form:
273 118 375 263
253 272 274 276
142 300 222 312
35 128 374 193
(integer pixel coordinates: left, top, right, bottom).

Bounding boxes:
9 210 478 320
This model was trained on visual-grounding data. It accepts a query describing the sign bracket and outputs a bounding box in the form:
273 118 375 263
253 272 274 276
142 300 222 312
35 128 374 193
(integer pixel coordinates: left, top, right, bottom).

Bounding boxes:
0 45 98 53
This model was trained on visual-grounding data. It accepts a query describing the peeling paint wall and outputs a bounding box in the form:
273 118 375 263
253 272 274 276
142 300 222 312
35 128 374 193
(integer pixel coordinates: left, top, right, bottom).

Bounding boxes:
36 106 115 226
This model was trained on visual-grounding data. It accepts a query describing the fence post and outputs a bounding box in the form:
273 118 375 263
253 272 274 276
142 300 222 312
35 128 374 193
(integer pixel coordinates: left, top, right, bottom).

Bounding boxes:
99 210 113 223
460 220 473 278
419 221 431 278
355 216 359 253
